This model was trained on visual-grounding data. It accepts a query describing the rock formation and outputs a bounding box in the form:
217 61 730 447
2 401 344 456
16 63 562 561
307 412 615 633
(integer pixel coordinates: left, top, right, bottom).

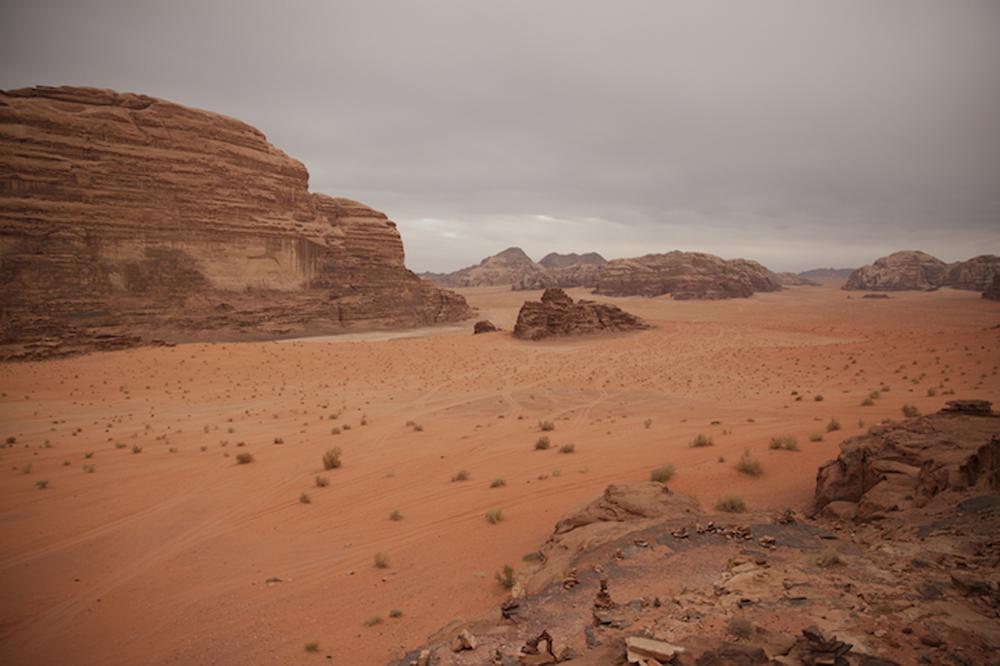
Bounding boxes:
845 251 1000 292
512 252 607 291
426 247 546 288
0 86 470 359
594 251 782 299
771 271 820 287
814 400 999 521
472 320 498 334
512 288 649 340
985 274 1000 301
796 267 855 286
945 254 1000 292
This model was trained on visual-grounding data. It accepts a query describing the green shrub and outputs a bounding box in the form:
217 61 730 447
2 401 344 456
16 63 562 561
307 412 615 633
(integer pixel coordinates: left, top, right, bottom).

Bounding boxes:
304 642 319 653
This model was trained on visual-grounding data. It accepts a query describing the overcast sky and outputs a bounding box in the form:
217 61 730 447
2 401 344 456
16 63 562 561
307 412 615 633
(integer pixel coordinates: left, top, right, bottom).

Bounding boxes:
2 1 998 272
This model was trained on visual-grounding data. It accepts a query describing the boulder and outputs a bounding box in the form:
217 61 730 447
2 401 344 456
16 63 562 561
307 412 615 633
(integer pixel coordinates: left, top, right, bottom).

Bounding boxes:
473 320 499 334
512 288 650 340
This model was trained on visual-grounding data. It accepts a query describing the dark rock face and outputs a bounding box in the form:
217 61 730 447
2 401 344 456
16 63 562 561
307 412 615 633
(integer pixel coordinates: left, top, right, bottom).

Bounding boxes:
473 320 498 334
0 86 470 359
512 288 650 340
845 251 1000 292
594 251 782 299
814 401 1000 521
982 274 1000 301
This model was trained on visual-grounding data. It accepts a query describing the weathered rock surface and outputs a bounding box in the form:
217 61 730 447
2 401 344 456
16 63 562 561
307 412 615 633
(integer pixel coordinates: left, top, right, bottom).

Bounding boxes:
512 288 650 340
538 252 606 271
594 251 782 299
473 320 498 334
797 267 855 286
845 251 1000 292
426 247 546 288
513 256 606 291
985 274 1000 301
771 271 820 287
814 400 999 521
0 86 470 359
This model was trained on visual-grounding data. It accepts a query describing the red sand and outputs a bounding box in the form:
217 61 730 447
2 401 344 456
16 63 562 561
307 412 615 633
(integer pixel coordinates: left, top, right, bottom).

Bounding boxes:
1 285 997 665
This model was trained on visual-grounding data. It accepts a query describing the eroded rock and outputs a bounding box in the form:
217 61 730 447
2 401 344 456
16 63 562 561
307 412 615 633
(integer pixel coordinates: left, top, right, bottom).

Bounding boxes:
512 288 650 340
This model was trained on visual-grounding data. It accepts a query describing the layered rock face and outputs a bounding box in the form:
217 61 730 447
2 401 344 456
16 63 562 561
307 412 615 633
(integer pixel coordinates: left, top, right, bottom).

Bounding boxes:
594 251 782 299
985 274 1000 301
512 288 649 340
538 251 606 271
814 400 999 522
845 250 1000 292
512 251 607 291
0 86 469 358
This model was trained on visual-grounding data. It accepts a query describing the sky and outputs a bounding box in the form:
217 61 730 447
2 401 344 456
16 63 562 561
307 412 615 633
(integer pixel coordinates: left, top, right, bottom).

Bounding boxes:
2 1 998 273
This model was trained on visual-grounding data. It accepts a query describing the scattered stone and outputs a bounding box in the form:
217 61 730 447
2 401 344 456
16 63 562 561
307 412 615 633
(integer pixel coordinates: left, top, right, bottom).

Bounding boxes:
451 629 478 652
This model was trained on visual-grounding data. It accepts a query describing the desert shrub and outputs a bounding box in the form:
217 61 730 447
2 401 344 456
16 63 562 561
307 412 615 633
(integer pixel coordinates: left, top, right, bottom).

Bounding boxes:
559 443 575 454
374 552 390 568
735 449 763 477
808 433 823 442
485 508 504 524
826 417 841 432
331 427 341 435
299 492 312 504
22 463 32 474
389 609 403 618
131 445 142 454
861 397 874 407
650 464 675 483
304 642 319 653
538 420 555 432
690 433 713 448
84 464 96 473
84 451 94 459
901 404 920 418
235 452 254 464
490 478 506 488
35 479 49 490
522 551 543 562
814 394 824 402
363 616 382 627
768 435 799 451
5 436 15 445
495 564 515 590
535 436 551 450
643 418 653 429
342 424 351 431
926 387 938 397
314 476 329 488
322 447 342 470
451 469 470 482
413 424 424 432
200 445 208 452
389 509 403 521
715 495 746 513
273 437 284 444
114 442 127 449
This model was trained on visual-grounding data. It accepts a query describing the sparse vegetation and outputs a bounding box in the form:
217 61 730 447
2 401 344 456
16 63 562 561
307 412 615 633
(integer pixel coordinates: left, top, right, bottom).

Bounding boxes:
314 475 329 487
273 436 284 444
83 464 95 473
690 433 713 448
715 495 746 513
538 420 555 432
768 435 799 451
534 436 551 450
389 509 403 521
363 616 383 627
490 478 506 488
650 464 675 483
304 642 320 653
815 548 843 567
814 394 824 402
902 404 920 418
389 609 403 618
809 433 823 442
826 417 841 432
735 449 763 477
643 418 653 429
374 552 390 568
35 479 49 490
451 469 470 482
485 508 504 524
299 492 311 504
131 444 142 454
558 443 575 454
322 447 342 470
235 452 254 464
84 451 94 459
522 551 543 562
495 564 515 590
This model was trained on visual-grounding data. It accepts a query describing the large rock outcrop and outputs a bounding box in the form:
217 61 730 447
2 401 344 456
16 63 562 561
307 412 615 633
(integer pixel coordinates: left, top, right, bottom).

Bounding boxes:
0 86 469 359
511 251 607 291
814 400 999 521
594 251 782 299
796 267 855 286
512 288 649 340
984 274 1000 301
845 251 1000 292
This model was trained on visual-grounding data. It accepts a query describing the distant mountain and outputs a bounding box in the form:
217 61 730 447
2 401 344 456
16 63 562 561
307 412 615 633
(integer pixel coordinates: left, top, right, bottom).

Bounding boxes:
426 248 607 289
594 251 782 299
797 268 855 285
845 251 1000 292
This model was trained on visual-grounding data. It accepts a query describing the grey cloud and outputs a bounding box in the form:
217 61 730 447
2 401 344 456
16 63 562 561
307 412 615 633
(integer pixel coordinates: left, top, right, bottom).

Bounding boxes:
2 0 998 272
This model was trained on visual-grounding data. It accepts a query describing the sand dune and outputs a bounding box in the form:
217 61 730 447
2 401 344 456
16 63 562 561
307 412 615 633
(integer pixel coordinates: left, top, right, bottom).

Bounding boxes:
1 285 997 665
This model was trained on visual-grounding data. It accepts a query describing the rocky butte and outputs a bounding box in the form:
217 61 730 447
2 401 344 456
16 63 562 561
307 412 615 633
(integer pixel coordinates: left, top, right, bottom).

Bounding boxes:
845 250 1000 292
0 86 469 359
594 251 782 299
512 288 650 340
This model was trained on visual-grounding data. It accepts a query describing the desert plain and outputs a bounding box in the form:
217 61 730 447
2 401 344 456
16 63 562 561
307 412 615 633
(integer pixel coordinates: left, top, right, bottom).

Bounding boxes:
1 284 998 665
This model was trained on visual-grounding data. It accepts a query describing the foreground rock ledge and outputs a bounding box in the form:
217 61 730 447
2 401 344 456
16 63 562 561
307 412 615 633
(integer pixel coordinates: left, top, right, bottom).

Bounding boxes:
0 86 470 360
512 288 650 341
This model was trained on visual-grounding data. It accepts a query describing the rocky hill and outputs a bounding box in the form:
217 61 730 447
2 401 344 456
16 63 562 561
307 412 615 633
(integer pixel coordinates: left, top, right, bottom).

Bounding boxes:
394 401 1000 666
845 251 1000 292
796 267 855 285
594 251 782 299
985 275 1000 301
538 252 606 270
512 288 649 340
427 247 546 288
0 86 470 359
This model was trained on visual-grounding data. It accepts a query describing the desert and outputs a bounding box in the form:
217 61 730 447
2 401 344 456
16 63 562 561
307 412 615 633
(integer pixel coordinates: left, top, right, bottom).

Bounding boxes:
2 283 998 664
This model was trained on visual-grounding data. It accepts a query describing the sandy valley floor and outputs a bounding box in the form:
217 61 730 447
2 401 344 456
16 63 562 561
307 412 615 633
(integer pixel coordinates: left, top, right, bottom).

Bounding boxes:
1 285 998 665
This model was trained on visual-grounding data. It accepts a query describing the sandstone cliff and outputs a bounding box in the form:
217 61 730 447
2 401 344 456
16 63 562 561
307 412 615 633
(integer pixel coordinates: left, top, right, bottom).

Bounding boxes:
512 288 649 340
594 251 782 299
0 86 470 359
845 250 1000 292
512 251 607 291
428 246 546 288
